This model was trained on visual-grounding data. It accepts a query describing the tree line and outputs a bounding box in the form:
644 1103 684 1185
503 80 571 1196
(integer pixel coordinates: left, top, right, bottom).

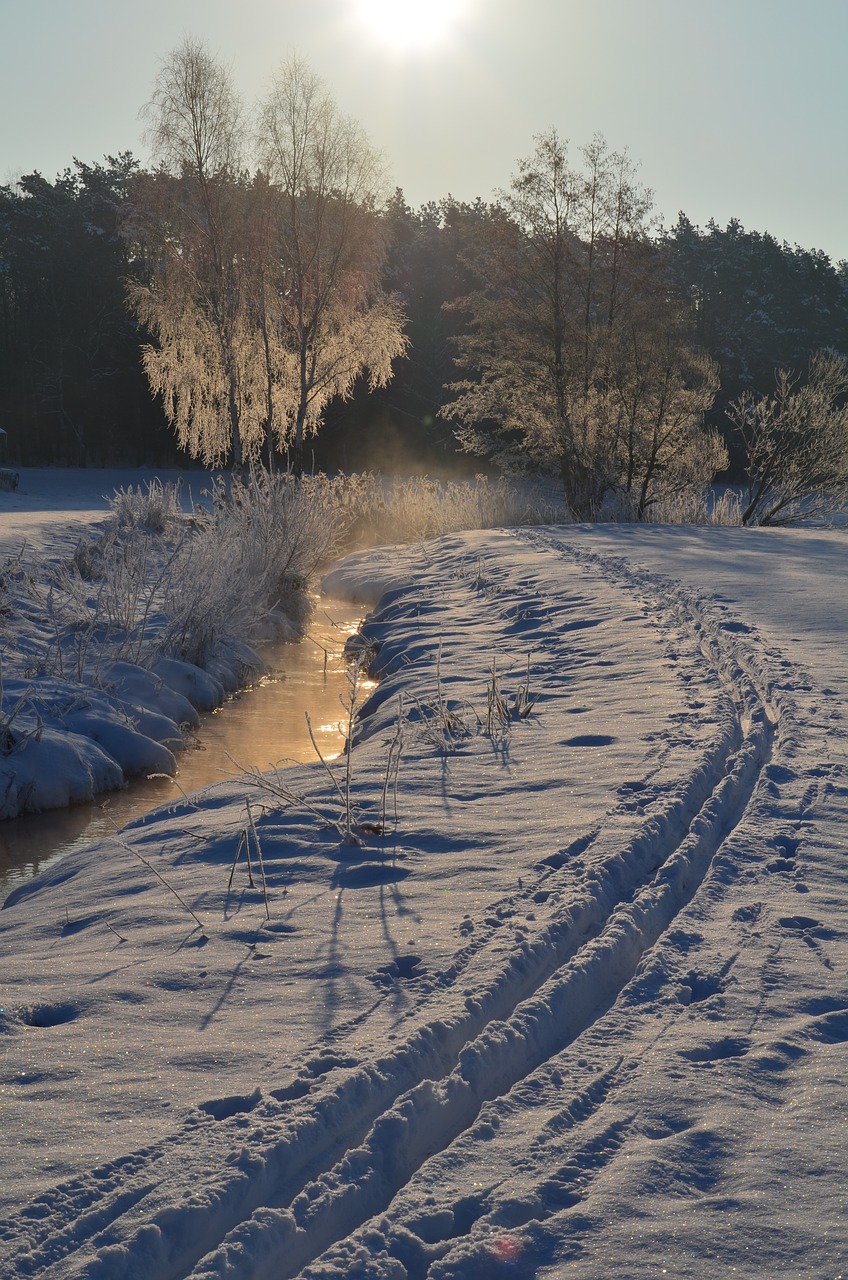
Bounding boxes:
2 38 848 517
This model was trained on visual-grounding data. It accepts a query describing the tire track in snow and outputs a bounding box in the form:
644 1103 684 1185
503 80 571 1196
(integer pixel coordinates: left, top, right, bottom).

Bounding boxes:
1 534 782 1280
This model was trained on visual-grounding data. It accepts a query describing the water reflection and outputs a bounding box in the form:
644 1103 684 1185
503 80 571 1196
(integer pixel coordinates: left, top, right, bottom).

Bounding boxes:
0 599 365 899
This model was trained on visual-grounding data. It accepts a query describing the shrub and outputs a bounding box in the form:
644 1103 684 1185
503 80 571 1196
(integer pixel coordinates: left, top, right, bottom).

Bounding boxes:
727 350 848 525
109 479 184 533
344 474 571 545
158 472 352 667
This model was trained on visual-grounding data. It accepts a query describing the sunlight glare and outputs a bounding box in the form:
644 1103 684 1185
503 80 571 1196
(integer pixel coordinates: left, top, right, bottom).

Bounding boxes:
353 0 466 53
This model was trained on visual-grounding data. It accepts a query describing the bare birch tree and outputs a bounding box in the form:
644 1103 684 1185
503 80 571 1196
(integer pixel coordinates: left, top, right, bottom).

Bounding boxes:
443 131 720 516
127 38 258 467
255 58 407 475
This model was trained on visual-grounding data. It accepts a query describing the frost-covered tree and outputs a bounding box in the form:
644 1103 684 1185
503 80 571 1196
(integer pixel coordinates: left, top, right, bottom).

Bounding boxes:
129 48 407 473
666 215 848 429
127 39 258 468
255 59 408 475
726 349 848 525
592 319 723 517
443 132 721 516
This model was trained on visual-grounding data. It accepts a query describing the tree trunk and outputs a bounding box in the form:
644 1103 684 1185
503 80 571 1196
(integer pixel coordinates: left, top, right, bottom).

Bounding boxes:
292 407 306 479
228 375 245 477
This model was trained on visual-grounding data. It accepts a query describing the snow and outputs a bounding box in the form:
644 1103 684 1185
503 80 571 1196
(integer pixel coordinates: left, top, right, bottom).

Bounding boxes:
1 480 847 1278
0 468 242 822
0 467 212 561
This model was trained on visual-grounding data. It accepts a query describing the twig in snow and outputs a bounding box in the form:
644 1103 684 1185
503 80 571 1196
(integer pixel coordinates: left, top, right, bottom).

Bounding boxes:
246 799 272 918
114 835 206 937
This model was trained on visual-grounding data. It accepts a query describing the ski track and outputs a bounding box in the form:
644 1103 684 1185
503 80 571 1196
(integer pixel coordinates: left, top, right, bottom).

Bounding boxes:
0 527 819 1280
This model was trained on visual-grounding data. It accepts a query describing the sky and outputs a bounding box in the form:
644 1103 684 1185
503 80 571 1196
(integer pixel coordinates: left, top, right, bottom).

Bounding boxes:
2 0 848 262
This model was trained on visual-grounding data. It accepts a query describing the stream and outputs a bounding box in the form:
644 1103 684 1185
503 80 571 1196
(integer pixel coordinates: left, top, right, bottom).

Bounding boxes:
0 598 365 901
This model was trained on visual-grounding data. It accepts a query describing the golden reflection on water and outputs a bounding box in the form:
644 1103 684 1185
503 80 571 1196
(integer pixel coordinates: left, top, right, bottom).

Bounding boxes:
0 599 366 898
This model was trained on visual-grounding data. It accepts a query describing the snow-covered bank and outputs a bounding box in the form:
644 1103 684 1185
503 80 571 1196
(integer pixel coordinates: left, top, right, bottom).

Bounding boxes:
0 598 366 901
0 469 229 818
0 469 345 821
1 524 846 1277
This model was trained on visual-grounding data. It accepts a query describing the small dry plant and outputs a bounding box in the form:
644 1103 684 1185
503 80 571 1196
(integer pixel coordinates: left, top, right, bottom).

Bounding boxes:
0 657 44 756
110 832 207 941
486 653 537 736
228 798 272 918
237 650 405 849
109 478 184 533
408 640 474 752
408 645 539 753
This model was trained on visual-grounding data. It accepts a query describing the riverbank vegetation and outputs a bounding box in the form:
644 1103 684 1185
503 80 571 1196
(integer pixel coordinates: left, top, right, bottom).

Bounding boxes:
0 469 570 818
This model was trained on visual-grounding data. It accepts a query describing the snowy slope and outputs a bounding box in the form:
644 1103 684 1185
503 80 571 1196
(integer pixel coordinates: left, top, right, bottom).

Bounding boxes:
0 524 846 1279
0 468 230 821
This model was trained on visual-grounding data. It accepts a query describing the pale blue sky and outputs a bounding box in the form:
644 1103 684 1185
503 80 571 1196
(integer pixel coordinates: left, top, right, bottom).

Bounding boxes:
3 0 847 261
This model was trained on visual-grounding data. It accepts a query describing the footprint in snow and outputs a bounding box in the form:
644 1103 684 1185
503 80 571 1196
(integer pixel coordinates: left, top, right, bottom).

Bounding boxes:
561 733 616 747
197 1087 261 1120
778 915 834 938
679 1036 751 1064
269 1078 312 1103
19 1001 82 1029
370 954 425 987
677 970 726 1005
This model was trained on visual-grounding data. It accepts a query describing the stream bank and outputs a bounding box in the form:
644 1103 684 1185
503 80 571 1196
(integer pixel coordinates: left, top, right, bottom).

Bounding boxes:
0 598 364 898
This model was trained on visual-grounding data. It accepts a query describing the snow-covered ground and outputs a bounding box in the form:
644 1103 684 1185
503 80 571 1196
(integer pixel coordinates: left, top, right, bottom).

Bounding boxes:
0 492 846 1277
0 467 212 561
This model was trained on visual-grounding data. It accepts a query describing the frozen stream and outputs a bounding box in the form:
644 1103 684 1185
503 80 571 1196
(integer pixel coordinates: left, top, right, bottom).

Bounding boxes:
0 598 365 900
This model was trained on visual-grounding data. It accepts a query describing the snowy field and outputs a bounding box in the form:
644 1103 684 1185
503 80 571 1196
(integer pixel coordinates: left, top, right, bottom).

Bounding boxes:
0 475 847 1278
0 467 213 561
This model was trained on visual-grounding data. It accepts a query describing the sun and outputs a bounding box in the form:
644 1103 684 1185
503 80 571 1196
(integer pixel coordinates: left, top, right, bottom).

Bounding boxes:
352 0 467 53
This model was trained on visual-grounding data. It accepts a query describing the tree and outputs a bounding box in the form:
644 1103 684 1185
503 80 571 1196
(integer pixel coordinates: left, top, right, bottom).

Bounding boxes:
726 349 848 525
442 131 721 516
0 154 168 465
127 47 406 474
254 58 407 475
591 317 723 518
127 38 256 468
665 216 848 448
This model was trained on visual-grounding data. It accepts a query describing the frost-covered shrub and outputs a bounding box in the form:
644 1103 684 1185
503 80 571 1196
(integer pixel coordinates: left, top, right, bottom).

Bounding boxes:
72 533 110 581
109 479 184 533
727 351 848 525
95 536 164 637
159 472 351 667
595 484 743 526
344 474 571 545
43 531 170 675
0 676 33 756
0 555 25 626
645 486 743 526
